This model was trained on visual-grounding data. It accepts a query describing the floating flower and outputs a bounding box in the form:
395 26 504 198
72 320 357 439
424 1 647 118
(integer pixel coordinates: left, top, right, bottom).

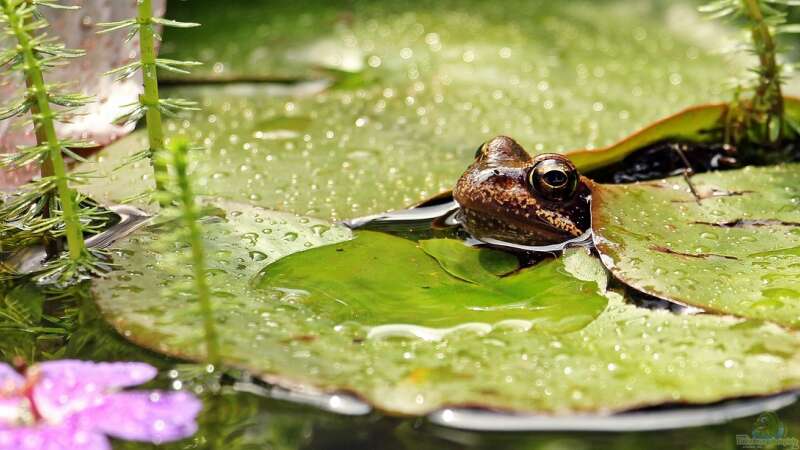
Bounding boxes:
0 360 201 449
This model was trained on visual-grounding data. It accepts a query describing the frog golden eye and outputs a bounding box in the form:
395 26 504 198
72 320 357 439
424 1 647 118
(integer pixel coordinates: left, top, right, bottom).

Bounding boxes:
529 156 579 201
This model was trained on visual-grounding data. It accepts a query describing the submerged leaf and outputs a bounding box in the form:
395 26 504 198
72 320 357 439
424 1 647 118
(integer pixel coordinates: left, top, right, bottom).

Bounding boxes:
419 238 519 284
2 283 43 325
257 232 605 328
591 163 800 328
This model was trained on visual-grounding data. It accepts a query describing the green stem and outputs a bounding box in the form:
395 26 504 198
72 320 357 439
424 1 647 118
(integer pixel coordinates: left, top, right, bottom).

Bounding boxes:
4 0 84 260
24 76 54 180
172 141 220 364
742 0 784 141
137 0 168 196
22 18 55 255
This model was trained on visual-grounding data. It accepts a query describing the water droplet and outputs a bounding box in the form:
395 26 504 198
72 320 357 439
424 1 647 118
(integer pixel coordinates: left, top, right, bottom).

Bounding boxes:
249 251 268 261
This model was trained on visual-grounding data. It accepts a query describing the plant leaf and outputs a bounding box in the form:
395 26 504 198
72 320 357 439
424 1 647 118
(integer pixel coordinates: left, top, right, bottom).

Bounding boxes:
95 19 137 34
419 239 519 284
151 17 200 28
591 163 800 329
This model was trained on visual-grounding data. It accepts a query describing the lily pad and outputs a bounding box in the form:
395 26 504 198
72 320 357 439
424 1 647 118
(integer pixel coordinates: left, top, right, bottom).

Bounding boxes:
591 163 800 328
78 131 156 212
568 103 728 173
159 0 360 81
76 0 748 222
419 238 519 283
569 97 800 172
93 200 800 415
256 232 606 329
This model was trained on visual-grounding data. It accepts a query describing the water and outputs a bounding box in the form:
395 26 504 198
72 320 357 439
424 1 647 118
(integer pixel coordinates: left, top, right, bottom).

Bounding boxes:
6 0 800 446
106 376 800 450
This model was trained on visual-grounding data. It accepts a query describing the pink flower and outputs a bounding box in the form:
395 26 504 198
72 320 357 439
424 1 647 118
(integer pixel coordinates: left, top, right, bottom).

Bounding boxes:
0 360 201 449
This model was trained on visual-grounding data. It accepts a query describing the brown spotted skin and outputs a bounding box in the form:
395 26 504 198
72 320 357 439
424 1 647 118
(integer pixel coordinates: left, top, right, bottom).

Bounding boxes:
453 136 591 245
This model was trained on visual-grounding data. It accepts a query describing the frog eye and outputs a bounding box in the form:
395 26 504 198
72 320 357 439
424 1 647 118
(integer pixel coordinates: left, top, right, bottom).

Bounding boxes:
473 143 486 159
529 156 579 201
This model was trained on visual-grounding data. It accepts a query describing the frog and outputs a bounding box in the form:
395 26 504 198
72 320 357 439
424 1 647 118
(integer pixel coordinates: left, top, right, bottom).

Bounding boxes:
343 136 704 250
453 136 591 246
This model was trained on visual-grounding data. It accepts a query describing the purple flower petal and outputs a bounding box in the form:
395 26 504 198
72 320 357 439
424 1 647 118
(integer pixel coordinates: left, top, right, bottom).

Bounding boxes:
32 361 157 424
0 422 110 450
0 360 200 447
36 360 157 390
82 391 201 444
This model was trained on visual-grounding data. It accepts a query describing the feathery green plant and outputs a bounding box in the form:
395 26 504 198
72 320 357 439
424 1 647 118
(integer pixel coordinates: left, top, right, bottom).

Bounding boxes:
153 139 220 365
0 280 82 361
0 0 110 282
98 0 200 199
700 0 800 150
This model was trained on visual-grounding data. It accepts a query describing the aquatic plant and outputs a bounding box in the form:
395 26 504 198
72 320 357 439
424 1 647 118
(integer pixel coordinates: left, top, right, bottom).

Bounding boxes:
700 0 800 149
154 140 220 364
0 359 201 448
0 281 56 361
98 0 200 198
0 0 112 282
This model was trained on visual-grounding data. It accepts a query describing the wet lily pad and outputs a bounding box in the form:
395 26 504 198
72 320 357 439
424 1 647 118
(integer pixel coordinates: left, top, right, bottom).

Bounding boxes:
160 0 359 81
78 131 156 212
93 200 800 415
77 0 749 222
419 239 519 283
256 232 606 329
591 163 800 328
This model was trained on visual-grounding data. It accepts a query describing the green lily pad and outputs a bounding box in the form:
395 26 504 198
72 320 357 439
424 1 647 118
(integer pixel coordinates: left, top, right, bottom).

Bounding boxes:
94 200 800 415
159 0 360 81
78 130 157 213
591 163 800 328
419 238 519 283
80 0 746 222
256 232 605 329
569 103 728 173
570 97 800 172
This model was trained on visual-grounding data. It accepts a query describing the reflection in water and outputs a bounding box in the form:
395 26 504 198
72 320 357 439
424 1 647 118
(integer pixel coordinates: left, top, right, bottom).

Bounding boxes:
342 199 461 240
111 375 800 450
1 204 151 275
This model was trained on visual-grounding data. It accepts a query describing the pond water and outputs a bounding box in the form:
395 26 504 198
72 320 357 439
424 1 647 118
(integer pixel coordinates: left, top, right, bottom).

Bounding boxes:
4 0 800 448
